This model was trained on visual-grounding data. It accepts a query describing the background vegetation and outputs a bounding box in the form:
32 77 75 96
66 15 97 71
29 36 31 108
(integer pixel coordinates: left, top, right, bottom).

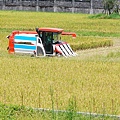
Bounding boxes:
1 10 118 51
0 10 120 119
0 103 119 120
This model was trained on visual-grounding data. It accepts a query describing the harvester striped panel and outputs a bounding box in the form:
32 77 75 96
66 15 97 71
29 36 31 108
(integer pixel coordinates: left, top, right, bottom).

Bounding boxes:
60 45 69 57
63 44 73 56
66 44 76 56
14 34 37 45
56 45 66 57
14 34 37 54
56 43 76 57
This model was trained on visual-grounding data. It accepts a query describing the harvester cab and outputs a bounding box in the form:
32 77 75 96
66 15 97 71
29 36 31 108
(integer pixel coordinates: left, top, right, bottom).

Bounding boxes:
36 28 76 57
7 27 76 57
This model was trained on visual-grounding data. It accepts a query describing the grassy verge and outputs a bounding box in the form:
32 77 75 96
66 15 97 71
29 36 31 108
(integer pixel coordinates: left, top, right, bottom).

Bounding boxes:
0 103 118 120
89 13 120 19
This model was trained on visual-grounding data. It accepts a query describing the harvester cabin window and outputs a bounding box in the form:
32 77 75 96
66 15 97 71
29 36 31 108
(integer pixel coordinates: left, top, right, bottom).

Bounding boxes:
44 32 53 54
53 33 61 42
46 32 53 44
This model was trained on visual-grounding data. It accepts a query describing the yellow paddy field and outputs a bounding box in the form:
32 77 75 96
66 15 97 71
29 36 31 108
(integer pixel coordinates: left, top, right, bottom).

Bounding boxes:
0 10 120 115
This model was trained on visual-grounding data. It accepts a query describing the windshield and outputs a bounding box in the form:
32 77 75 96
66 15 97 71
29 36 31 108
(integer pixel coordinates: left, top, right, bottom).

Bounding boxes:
53 32 61 42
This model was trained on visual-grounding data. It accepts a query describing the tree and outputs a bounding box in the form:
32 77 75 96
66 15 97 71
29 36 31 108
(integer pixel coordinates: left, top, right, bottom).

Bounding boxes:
103 0 119 15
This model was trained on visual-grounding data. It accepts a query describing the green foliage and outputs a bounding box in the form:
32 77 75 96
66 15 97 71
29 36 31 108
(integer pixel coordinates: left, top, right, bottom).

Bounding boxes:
103 0 119 15
0 103 34 119
89 13 120 19
65 97 77 120
0 103 118 120
108 13 120 19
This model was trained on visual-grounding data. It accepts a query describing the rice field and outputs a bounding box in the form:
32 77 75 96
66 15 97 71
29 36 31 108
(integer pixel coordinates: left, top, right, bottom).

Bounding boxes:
0 10 120 117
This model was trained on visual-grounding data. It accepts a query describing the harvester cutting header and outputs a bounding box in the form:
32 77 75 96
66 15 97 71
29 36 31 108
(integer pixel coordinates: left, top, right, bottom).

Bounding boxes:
7 28 76 57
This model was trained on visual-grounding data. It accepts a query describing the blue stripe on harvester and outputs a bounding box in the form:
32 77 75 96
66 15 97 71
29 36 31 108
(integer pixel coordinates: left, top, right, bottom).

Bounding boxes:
15 36 36 41
15 44 36 50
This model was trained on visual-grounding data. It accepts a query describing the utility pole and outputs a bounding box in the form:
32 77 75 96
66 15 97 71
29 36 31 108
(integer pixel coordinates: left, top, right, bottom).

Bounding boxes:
90 0 93 14
54 0 57 12
36 0 39 11
2 0 5 10
19 0 22 11
72 0 75 13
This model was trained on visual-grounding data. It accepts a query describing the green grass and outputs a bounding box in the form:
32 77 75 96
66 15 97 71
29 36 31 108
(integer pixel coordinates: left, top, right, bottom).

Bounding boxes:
0 103 118 120
0 10 120 119
89 13 120 19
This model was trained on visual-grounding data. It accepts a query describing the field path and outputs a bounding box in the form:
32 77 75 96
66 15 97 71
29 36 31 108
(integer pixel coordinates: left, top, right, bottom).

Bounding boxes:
76 38 120 58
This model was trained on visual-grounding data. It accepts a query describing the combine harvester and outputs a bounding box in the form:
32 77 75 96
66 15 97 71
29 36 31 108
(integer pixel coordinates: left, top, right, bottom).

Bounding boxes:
7 28 76 57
